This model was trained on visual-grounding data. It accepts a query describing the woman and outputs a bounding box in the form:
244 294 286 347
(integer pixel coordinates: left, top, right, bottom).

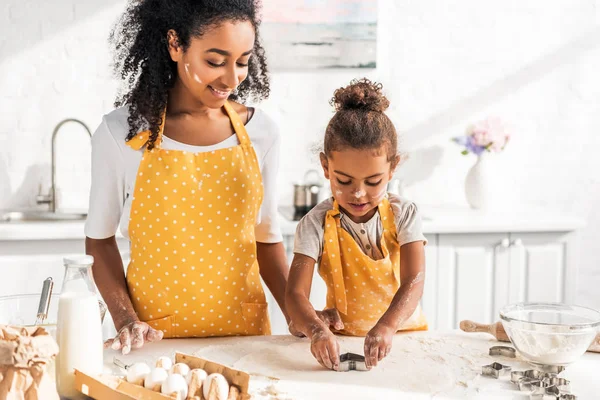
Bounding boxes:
85 0 290 354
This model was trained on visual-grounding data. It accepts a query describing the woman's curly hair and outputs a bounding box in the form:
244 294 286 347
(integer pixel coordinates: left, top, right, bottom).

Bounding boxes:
110 0 270 149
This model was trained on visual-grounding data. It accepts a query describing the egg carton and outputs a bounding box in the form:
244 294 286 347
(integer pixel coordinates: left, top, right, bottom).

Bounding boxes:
74 352 250 400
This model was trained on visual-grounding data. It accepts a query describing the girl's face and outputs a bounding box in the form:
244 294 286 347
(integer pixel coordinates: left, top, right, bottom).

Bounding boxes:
168 20 255 109
321 147 399 223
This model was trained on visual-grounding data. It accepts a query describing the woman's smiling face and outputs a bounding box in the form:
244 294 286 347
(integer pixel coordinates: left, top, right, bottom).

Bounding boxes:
168 20 256 108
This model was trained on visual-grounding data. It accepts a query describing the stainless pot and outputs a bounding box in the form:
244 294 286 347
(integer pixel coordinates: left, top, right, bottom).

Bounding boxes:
293 170 323 220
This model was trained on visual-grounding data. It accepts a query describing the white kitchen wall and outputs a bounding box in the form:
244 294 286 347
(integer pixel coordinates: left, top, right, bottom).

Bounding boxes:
1 1 599 309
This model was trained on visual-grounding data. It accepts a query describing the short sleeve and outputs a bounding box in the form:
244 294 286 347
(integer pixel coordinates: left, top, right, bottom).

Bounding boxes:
292 200 332 262
389 195 428 246
84 117 127 239
254 125 283 243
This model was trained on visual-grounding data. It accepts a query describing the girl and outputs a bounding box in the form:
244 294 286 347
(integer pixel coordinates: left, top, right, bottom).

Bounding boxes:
286 79 428 371
86 0 290 354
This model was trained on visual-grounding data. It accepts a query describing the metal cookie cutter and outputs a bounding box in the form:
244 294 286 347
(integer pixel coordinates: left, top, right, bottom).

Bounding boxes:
537 365 566 374
338 352 368 372
559 394 577 400
529 385 569 400
519 378 548 393
511 370 527 384
542 377 571 393
489 345 517 358
482 362 512 378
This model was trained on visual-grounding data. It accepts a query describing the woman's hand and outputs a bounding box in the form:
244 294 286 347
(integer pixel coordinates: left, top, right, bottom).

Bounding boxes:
289 308 345 337
104 320 164 355
316 308 345 331
310 325 341 370
364 322 395 369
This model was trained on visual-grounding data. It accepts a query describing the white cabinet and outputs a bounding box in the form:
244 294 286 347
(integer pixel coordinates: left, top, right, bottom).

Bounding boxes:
422 231 576 330
507 232 577 304
0 238 130 297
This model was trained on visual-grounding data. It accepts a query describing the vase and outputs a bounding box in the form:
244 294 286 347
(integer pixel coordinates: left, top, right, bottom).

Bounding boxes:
464 153 491 210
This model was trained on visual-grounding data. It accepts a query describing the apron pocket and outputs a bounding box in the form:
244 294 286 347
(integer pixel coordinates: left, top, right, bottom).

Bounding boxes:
143 315 176 338
241 303 271 336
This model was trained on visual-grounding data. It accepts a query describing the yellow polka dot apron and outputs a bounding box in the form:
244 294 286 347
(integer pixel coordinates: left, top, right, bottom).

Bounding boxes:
319 197 428 336
124 101 271 338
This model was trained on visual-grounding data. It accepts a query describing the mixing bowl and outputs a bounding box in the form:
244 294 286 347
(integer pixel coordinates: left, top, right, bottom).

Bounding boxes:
500 302 600 366
0 293 59 337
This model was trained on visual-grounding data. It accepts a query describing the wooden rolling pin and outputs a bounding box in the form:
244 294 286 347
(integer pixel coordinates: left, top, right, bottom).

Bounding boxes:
460 320 600 353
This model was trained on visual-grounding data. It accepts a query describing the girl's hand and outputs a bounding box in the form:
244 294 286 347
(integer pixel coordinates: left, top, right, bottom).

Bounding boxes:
310 326 341 370
104 320 164 355
364 322 395 369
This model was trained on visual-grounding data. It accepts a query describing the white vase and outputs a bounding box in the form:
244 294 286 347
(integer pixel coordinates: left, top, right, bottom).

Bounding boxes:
464 153 491 210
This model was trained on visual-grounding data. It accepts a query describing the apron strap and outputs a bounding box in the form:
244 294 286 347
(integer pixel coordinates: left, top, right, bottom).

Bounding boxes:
126 102 248 150
378 196 401 285
324 201 348 314
126 110 167 151
222 101 251 146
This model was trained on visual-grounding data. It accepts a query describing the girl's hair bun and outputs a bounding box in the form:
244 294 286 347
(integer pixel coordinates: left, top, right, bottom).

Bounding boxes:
331 78 390 113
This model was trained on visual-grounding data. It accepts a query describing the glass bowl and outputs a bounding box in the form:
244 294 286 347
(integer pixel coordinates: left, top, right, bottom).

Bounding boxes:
0 293 59 338
500 302 600 366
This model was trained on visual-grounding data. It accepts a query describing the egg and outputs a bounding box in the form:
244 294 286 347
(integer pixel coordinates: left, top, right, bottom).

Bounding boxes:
186 369 208 397
170 362 191 376
144 367 168 392
155 356 173 370
125 362 151 386
203 373 229 400
161 374 188 398
186 368 207 384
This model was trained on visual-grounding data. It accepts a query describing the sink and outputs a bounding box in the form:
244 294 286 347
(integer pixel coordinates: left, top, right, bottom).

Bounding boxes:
0 210 87 223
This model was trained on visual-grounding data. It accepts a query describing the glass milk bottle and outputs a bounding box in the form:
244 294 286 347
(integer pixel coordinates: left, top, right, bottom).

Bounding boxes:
56 255 104 399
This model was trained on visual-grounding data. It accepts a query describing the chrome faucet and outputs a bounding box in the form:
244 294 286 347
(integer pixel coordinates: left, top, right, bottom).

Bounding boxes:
36 119 92 212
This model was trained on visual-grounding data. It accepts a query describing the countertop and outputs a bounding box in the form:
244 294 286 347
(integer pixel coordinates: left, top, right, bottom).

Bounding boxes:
0 206 585 241
103 331 600 400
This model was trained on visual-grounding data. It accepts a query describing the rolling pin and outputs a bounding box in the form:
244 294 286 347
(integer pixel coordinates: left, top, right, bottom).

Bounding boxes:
460 320 600 353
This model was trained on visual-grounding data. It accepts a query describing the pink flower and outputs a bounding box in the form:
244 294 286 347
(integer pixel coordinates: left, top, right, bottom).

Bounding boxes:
468 117 511 153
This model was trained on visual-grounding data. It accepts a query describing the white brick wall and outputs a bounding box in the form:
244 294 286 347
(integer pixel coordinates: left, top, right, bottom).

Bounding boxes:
1 0 599 309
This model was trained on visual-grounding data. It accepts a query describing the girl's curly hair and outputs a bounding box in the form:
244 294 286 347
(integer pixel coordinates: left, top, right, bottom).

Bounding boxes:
324 78 397 161
110 0 270 149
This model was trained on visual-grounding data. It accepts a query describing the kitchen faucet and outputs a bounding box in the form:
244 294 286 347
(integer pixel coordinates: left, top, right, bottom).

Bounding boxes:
36 118 92 212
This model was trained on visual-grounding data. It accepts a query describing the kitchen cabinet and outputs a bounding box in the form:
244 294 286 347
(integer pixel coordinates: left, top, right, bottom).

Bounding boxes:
423 231 577 330
0 236 130 297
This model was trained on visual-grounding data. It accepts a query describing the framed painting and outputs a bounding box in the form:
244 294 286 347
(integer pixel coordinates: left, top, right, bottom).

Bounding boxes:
261 0 378 70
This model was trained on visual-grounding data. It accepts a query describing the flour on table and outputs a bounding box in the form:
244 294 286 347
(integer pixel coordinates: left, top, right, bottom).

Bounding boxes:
189 332 515 399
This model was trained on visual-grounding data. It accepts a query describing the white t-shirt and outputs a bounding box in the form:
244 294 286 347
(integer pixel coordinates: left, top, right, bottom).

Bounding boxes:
84 106 282 243
293 194 427 262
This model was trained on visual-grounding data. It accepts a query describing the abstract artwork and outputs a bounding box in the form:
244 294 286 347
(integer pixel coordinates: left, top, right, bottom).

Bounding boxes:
260 0 378 70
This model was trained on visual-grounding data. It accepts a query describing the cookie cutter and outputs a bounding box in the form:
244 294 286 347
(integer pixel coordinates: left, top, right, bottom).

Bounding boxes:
511 368 574 399
542 377 571 393
338 352 368 372
536 364 566 374
558 394 577 400
489 345 517 358
523 370 557 380
529 385 572 400
482 362 512 378
512 370 527 384
519 378 548 393
512 370 559 385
